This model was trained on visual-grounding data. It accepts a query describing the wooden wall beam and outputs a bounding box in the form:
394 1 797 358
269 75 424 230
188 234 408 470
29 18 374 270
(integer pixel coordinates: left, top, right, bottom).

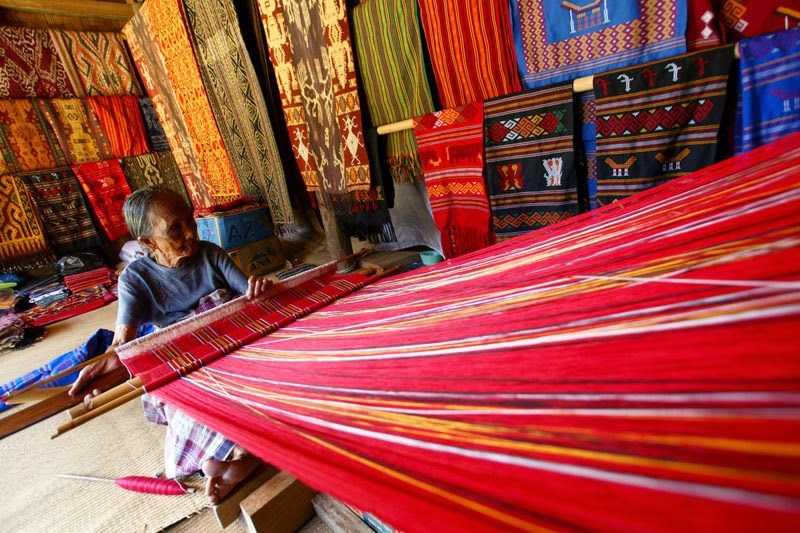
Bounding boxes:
0 0 135 21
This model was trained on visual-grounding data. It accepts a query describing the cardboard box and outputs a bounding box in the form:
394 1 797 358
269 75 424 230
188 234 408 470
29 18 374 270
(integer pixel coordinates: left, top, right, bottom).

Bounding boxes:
196 205 274 251
228 235 285 277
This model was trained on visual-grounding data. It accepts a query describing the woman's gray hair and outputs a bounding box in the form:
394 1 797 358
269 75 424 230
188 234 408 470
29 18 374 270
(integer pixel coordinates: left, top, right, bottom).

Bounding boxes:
123 186 174 239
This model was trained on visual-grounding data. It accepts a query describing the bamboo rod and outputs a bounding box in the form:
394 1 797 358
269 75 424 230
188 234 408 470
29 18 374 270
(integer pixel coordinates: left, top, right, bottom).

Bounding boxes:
376 44 741 136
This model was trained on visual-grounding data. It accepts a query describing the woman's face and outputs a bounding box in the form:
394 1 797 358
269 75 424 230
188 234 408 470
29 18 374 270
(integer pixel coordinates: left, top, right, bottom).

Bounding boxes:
142 193 198 268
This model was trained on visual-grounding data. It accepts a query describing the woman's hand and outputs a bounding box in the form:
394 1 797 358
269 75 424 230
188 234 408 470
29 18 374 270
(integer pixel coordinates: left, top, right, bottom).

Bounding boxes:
68 351 123 398
246 275 273 300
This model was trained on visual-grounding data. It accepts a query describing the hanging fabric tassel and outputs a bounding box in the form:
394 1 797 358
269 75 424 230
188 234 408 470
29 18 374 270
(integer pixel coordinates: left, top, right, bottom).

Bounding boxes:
55 474 194 495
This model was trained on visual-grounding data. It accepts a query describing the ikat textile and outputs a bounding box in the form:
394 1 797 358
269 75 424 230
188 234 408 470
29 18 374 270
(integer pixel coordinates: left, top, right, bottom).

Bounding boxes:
19 169 101 255
594 46 735 205
0 174 54 272
49 30 143 96
717 0 800 41
139 0 243 212
182 0 292 224
258 0 371 195
0 26 79 99
120 151 190 205
71 160 132 241
484 85 578 241
577 90 598 210
87 96 150 158
0 99 68 174
417 0 521 108
138 97 170 152
414 102 492 258
735 28 800 154
36 98 114 164
352 0 435 183
686 0 723 50
510 0 688 89
128 133 800 533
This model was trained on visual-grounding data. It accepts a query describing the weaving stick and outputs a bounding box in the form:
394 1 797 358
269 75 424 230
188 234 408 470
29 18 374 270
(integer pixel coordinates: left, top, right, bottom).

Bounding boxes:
55 473 195 495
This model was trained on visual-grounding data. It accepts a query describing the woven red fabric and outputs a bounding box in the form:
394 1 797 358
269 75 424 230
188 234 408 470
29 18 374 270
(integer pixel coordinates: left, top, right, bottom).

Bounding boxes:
87 96 150 158
71 159 132 241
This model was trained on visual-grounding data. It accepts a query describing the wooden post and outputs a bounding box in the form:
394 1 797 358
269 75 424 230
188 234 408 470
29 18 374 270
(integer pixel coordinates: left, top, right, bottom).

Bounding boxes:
312 494 373 533
213 465 279 528
316 193 354 271
239 470 317 533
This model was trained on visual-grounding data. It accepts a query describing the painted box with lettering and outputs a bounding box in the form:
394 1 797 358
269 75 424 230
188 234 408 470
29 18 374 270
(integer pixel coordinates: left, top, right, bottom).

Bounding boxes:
196 205 273 251
227 235 285 277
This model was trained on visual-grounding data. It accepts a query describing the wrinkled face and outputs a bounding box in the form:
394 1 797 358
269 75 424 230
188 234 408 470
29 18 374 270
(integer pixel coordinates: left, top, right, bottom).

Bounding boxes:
142 193 198 268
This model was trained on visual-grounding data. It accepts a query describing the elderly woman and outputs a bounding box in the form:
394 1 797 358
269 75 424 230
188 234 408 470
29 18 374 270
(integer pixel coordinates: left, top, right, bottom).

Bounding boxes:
69 186 270 503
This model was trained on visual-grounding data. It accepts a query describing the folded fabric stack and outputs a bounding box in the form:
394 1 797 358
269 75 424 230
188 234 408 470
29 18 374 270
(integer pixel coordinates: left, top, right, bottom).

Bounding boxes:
0 312 45 352
64 266 116 294
28 282 70 306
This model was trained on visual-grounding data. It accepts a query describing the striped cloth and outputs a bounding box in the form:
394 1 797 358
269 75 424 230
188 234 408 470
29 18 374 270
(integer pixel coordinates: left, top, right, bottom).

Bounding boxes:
87 95 150 158
0 26 80 99
414 102 493 258
352 0 435 183
594 45 735 205
0 173 54 272
735 28 800 154
416 0 521 108
510 0 687 89
484 85 578 241
71 159 132 241
576 90 598 210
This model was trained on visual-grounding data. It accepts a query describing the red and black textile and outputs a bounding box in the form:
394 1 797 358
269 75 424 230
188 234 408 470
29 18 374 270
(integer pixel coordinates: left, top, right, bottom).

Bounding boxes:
417 0 521 108
414 102 493 258
19 285 117 327
18 169 101 256
87 96 150 158
0 26 79 99
594 45 735 206
70 160 132 242
715 0 800 41
484 84 578 241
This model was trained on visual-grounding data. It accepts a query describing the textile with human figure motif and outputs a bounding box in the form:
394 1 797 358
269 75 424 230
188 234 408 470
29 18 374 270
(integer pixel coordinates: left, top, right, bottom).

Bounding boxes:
484 85 578 241
510 0 687 89
0 99 68 174
735 28 800 154
71 160 132 241
0 26 79 99
417 0 521 108
0 174 54 272
594 46 734 205
19 169 101 255
414 102 492 258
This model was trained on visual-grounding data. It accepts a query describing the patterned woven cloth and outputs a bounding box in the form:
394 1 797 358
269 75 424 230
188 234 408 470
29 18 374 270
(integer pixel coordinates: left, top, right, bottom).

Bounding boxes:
510 0 688 89
417 0 521 108
36 98 114 164
259 0 371 196
0 26 79 99
414 102 493 258
49 30 142 96
594 45 735 205
120 151 190 205
87 95 150 158
19 169 101 256
576 90 598 211
484 85 578 241
0 173 55 272
137 97 170 152
686 0 722 50
717 0 800 41
0 99 68 174
182 0 292 224
71 159 132 241
352 0 435 183
735 28 800 154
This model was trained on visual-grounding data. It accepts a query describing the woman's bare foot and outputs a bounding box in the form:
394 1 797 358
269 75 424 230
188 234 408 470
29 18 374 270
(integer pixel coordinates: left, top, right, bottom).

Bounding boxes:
202 449 261 505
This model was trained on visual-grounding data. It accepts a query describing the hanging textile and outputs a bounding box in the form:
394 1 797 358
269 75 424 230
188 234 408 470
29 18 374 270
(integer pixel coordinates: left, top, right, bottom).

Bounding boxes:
120 151 190 206
484 84 578 241
126 132 800 533
35 98 114 165
182 0 292 225
686 0 723 50
86 96 150 158
0 174 55 273
594 45 735 206
717 0 800 41
576 90 598 211
735 27 800 154
510 0 688 89
352 0 435 183
48 30 143 96
71 159 132 242
137 97 170 152
417 0 521 108
414 102 492 258
19 169 101 256
137 0 244 213
0 26 80 99
0 99 68 174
